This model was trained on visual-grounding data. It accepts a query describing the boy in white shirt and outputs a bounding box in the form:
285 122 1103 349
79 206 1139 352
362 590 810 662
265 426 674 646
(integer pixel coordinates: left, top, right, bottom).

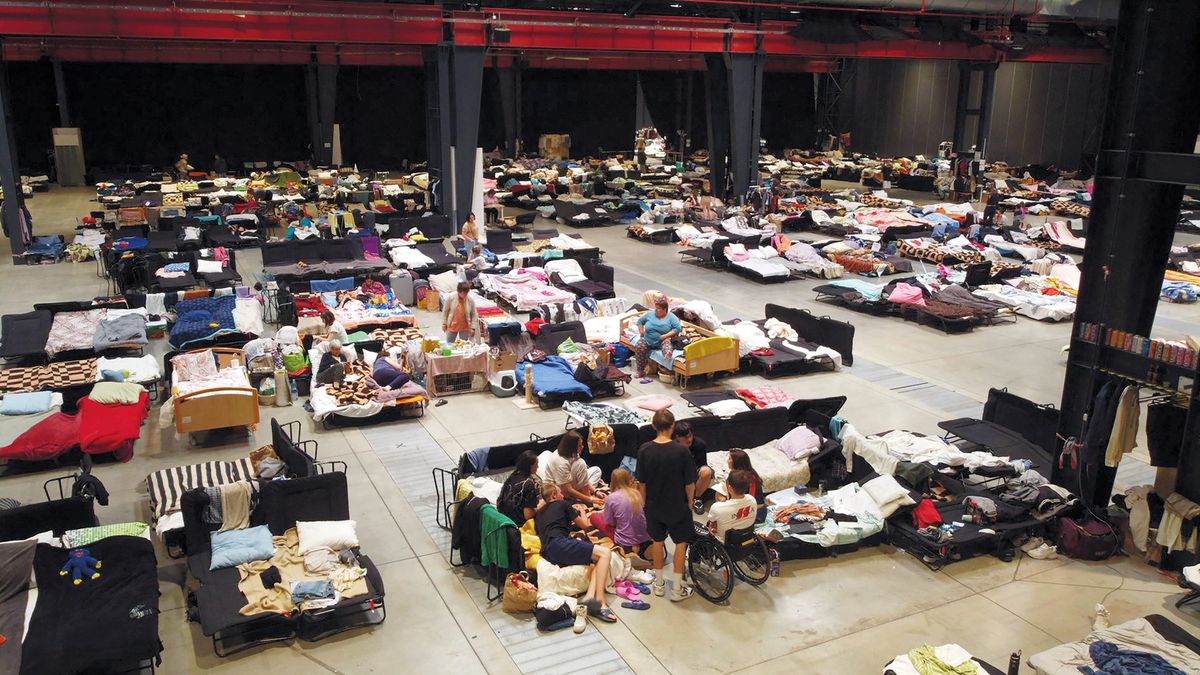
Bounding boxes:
707 470 758 541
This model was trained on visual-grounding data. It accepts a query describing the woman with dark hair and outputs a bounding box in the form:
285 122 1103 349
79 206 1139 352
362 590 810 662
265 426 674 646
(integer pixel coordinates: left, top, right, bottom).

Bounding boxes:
315 309 349 345
718 448 767 523
497 450 541 524
545 430 603 507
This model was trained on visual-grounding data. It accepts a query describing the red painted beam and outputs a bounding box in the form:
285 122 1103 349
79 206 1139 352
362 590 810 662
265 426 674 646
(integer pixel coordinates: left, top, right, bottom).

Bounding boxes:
0 1 1107 64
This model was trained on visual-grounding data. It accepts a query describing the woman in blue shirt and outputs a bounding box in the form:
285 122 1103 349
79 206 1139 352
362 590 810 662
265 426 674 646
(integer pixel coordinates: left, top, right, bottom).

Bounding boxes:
634 298 682 378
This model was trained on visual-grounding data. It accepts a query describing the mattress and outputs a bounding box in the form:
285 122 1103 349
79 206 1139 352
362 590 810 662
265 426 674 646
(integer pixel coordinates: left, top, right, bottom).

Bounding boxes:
708 443 811 495
1029 615 1200 675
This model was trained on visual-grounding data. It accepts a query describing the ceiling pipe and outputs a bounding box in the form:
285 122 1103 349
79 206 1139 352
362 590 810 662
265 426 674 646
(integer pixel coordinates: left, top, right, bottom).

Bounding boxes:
663 0 1116 22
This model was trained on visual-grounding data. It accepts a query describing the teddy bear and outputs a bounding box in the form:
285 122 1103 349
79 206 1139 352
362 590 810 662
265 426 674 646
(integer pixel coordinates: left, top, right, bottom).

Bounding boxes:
60 548 101 585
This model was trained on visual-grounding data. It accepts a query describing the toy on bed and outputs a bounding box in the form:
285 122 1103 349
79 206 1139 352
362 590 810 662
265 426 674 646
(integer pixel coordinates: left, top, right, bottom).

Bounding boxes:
61 547 102 584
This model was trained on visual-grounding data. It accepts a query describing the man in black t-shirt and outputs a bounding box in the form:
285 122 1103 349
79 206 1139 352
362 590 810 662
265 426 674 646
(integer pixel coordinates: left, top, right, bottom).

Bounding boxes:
673 421 714 512
533 483 617 626
636 409 696 602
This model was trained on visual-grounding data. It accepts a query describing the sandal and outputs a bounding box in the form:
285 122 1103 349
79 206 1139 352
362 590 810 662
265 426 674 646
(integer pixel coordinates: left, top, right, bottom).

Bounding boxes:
621 600 650 611
594 607 618 623
614 581 640 600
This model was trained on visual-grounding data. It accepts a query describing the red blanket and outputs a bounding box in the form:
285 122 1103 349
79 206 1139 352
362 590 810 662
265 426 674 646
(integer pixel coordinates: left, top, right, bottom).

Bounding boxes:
78 391 150 462
0 412 81 462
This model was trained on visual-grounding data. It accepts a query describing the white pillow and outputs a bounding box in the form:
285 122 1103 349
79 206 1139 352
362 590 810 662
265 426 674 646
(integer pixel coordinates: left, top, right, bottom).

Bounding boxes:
861 474 915 518
196 259 224 274
296 520 359 555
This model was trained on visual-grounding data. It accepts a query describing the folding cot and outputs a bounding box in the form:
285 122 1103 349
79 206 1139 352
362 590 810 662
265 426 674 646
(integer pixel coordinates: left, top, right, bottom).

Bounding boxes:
183 472 386 656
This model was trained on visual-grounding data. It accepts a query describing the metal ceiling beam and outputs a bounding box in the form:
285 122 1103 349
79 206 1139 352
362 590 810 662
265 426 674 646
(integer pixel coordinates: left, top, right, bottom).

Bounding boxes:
0 1 1108 63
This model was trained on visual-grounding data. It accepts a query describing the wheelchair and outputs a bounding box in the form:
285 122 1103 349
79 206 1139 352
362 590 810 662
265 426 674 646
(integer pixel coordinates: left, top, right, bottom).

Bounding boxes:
686 523 771 603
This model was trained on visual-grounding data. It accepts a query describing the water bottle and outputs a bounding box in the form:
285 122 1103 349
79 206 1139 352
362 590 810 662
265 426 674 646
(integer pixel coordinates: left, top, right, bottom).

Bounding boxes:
1007 650 1021 675
769 548 781 577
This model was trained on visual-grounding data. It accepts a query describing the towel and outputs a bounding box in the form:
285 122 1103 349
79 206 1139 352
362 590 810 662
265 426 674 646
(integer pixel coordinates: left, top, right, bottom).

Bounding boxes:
218 481 253 531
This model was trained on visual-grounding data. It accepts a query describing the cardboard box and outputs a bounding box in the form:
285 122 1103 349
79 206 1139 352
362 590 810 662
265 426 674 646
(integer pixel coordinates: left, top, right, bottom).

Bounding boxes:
489 351 517 374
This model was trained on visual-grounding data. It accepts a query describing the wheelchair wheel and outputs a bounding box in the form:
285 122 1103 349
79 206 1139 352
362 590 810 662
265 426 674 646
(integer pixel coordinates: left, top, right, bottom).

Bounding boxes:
687 537 733 603
731 537 771 586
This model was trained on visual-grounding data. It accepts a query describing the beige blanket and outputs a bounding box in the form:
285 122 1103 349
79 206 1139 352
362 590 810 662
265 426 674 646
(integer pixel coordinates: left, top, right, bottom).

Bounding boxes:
236 528 368 616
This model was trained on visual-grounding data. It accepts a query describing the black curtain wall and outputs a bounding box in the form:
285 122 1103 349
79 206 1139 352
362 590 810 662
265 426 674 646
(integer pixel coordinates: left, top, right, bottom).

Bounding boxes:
520 69 637 157
638 70 707 155
336 66 427 170
760 71 816 153
60 63 309 171
4 61 58 174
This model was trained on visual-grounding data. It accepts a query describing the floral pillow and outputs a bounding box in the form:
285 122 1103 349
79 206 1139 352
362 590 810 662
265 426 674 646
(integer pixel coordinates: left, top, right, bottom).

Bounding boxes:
172 350 219 382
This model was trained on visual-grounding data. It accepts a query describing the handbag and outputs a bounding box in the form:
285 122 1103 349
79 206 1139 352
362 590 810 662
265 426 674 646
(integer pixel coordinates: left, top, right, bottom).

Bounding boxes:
1057 517 1119 560
502 571 538 613
588 424 615 455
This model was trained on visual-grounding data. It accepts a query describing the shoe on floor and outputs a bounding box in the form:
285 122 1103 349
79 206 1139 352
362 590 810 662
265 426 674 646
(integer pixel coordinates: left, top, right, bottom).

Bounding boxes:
670 583 693 602
1093 603 1111 631
651 580 665 597
628 570 654 585
693 499 707 515
1020 537 1045 552
1026 543 1058 560
573 603 587 634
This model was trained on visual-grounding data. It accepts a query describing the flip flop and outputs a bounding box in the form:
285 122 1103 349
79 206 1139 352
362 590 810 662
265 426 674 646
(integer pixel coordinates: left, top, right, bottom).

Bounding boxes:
638 378 653 384
595 607 619 622
632 583 652 595
621 600 650 611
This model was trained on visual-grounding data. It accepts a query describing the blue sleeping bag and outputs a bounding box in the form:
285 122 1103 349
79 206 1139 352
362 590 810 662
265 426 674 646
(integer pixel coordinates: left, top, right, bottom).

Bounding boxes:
169 295 238 348
513 355 592 400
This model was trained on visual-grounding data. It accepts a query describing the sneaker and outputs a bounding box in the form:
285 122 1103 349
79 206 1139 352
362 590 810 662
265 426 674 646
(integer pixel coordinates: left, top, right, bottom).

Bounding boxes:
628 570 654 585
670 582 694 602
651 580 665 597
1020 537 1045 553
1026 543 1058 560
573 603 587 634
1093 603 1111 631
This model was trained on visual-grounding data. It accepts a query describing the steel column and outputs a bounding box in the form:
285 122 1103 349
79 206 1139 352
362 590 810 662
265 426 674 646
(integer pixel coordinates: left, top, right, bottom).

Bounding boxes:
450 45 484 231
304 61 320 164
315 63 338 166
703 54 730 199
1058 0 1200 505
0 54 25 257
727 52 764 202
496 59 521 157
51 58 70 127
974 63 997 155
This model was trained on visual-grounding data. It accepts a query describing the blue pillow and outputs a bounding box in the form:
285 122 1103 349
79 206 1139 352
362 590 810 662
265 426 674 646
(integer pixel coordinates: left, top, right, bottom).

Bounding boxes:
209 525 275 570
101 369 126 382
0 391 54 415
163 262 190 273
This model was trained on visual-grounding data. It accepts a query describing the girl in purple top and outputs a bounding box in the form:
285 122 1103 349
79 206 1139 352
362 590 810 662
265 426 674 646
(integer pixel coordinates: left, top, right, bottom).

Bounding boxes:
603 468 652 558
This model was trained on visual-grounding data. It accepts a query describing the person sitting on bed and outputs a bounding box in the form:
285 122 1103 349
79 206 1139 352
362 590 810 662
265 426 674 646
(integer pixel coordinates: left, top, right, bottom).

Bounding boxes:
468 244 491 271
371 353 411 391
546 431 603 507
707 470 758 541
535 482 618 626
497 451 541 524
315 340 351 385
716 449 767 523
315 310 349 346
634 298 682 379
673 421 715 514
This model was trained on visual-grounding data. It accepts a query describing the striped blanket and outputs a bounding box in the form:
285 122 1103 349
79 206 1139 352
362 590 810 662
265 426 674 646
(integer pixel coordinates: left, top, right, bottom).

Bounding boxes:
146 457 255 521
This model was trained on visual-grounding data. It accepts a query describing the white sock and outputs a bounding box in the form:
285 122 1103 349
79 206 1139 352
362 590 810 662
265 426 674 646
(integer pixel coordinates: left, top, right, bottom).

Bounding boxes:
653 569 663 585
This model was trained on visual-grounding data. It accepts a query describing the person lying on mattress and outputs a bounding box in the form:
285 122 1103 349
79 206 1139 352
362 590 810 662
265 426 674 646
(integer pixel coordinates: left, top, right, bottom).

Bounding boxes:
546 431 605 508
535 482 618 625
634 298 682 379
673 422 716 514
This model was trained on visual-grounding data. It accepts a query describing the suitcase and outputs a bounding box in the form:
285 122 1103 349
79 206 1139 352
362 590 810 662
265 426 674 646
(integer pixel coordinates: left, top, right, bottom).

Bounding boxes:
391 271 415 306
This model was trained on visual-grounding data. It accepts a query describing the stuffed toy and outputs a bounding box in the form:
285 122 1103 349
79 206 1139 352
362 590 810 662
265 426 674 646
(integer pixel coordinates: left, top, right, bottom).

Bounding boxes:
60 548 101 585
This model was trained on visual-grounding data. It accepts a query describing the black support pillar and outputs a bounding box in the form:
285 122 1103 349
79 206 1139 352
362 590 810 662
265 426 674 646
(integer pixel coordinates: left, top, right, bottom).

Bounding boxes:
496 59 522 157
51 58 70 128
0 56 26 257
703 55 730 199
304 62 321 164
315 63 338 166
424 45 452 213
727 52 764 202
951 62 998 155
1058 0 1200 505
450 46 484 233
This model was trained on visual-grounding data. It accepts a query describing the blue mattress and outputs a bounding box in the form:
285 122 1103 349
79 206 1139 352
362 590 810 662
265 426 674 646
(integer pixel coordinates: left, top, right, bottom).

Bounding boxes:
514 355 592 399
169 295 238 349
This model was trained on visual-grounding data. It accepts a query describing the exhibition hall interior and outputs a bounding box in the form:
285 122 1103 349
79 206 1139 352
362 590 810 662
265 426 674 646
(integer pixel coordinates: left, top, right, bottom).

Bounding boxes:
1 0 1199 673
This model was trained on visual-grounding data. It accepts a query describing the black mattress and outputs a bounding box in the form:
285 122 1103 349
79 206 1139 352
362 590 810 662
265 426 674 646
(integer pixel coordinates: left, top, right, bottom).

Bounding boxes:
22 536 162 675
0 310 52 359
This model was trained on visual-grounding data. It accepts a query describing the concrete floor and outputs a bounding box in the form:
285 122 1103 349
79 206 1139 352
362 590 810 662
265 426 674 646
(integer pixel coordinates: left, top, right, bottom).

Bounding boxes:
3 185 1198 674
